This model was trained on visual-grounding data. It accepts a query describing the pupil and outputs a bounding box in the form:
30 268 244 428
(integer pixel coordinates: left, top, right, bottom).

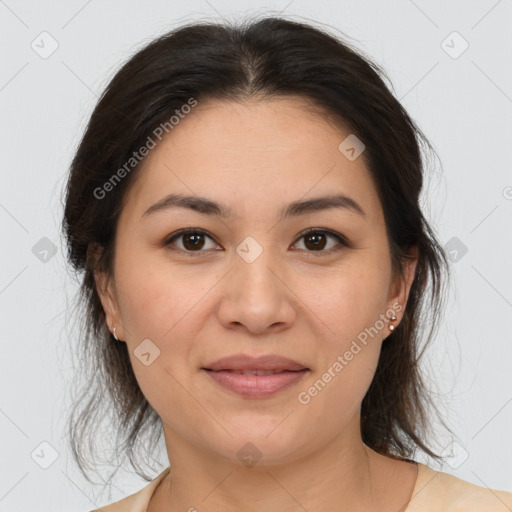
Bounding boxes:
184 233 204 250
181 232 327 251
306 233 326 250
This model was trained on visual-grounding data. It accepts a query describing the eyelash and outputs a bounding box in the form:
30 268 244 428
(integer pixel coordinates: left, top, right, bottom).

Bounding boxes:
163 228 350 257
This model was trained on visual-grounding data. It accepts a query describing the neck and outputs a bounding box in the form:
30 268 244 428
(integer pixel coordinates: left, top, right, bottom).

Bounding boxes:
151 415 415 512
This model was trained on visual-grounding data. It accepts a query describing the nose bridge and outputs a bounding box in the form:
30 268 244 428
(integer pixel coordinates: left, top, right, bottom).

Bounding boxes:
233 234 282 298
216 234 296 333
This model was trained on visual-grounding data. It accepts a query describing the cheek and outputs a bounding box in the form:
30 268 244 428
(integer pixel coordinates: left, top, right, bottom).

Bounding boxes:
113 256 220 392
302 349 380 435
293 262 388 402
300 264 390 347
112 261 210 421
114 252 216 341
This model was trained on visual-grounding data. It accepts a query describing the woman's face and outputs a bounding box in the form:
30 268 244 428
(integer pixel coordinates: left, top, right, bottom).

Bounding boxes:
97 97 417 465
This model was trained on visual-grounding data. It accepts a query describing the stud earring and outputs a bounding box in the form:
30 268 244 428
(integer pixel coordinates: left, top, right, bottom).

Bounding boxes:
388 315 398 331
113 326 119 341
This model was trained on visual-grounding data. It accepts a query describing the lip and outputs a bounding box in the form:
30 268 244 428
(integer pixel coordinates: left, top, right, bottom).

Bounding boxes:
202 368 309 397
201 354 310 398
203 354 308 372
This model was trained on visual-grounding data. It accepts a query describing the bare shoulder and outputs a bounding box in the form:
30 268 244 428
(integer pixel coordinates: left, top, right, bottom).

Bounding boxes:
88 493 137 512
87 466 171 512
88 491 147 512
437 470 512 510
408 464 512 511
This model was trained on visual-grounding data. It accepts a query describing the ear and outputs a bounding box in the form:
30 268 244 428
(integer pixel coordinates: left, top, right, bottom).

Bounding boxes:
89 243 125 341
387 245 418 322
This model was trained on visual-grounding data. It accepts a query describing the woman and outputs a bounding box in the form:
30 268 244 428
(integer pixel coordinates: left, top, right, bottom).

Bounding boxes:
63 16 512 511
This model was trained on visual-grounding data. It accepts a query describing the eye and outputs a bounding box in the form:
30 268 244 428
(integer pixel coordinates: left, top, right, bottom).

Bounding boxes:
163 228 349 256
164 228 220 254
292 228 349 254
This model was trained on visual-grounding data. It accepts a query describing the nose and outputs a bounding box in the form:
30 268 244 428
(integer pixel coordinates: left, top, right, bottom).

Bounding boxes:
216 246 297 335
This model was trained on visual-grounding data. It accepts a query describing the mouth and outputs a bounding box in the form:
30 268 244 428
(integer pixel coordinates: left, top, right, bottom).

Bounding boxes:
202 354 309 373
201 354 310 397
205 369 305 375
201 366 309 398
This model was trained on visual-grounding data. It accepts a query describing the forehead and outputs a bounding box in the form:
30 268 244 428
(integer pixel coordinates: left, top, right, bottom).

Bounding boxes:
121 97 383 226
162 96 350 160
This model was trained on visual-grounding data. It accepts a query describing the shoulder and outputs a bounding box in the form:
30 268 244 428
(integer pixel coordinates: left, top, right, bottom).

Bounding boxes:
407 463 512 512
88 467 171 512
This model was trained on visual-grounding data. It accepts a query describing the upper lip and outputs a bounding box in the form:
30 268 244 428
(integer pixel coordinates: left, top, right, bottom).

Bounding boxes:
203 354 308 372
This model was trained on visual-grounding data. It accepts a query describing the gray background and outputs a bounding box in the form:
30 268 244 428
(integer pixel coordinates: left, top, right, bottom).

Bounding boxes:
1 0 511 510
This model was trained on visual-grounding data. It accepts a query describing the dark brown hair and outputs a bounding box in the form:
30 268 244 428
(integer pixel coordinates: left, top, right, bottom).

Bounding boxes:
63 15 451 484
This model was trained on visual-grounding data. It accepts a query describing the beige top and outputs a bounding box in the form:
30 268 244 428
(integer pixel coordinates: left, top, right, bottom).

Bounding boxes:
91 463 512 511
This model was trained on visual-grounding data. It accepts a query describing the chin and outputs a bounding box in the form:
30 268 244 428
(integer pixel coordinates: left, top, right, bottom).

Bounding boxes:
206 425 307 467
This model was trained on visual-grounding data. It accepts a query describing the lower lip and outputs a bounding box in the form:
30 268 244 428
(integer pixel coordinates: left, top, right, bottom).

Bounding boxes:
202 369 309 398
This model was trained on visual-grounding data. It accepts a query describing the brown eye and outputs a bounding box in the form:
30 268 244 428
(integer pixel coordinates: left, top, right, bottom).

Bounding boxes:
182 232 206 250
303 232 328 250
164 228 349 256
165 229 219 253
293 229 348 254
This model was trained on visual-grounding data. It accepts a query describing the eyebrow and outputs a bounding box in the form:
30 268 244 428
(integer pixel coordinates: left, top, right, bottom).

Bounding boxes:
141 193 366 221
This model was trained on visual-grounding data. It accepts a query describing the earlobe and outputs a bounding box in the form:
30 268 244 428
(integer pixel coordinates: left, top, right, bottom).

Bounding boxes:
387 247 419 327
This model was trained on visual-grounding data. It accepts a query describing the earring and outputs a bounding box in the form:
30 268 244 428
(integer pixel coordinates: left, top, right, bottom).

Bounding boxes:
113 326 119 341
388 315 398 332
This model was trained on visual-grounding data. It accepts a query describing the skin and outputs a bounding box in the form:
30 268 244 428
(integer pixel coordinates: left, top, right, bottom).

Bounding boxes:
95 96 419 512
